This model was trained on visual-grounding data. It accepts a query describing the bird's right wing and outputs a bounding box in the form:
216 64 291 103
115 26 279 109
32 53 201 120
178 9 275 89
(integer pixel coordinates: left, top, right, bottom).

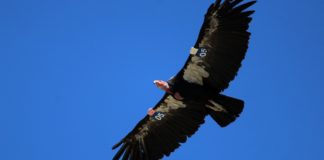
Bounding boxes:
112 94 207 160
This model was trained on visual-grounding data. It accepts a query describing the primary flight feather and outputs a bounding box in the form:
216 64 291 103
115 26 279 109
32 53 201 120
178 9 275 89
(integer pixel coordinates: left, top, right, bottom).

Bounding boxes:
112 0 256 159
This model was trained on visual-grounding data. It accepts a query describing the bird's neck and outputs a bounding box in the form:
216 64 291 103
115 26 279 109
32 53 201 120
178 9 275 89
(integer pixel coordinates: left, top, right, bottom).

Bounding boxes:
165 87 173 94
165 87 184 100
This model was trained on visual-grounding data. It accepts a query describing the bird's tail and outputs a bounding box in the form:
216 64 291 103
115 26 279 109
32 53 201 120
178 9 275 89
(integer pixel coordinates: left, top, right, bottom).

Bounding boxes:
205 94 244 127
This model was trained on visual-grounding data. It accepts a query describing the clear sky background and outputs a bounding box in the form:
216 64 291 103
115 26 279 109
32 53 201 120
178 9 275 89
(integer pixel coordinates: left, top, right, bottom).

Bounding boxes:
1 0 324 160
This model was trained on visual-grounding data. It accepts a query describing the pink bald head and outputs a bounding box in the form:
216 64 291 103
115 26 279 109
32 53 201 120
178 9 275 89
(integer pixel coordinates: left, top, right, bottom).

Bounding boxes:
153 80 170 92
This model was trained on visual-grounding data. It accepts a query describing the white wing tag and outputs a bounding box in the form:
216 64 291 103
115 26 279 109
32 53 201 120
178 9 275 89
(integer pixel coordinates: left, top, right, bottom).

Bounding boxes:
190 47 198 55
190 47 207 57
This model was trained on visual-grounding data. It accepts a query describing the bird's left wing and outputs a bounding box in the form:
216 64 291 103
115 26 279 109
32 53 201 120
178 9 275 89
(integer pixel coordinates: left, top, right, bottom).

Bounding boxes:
112 94 207 160
173 0 256 92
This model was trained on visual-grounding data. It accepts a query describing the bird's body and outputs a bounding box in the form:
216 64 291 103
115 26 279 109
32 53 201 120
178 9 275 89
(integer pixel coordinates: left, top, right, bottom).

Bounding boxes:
169 74 215 101
112 0 256 159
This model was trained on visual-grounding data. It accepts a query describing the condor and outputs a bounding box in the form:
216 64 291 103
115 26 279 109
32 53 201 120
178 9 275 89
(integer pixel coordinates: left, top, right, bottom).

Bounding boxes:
112 0 256 159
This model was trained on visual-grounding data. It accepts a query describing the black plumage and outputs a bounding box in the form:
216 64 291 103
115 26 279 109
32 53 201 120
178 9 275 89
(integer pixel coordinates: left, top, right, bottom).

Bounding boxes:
112 0 256 159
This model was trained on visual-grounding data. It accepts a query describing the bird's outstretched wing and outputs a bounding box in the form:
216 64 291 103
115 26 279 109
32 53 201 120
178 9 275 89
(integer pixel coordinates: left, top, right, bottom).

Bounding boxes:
112 94 207 160
176 0 256 92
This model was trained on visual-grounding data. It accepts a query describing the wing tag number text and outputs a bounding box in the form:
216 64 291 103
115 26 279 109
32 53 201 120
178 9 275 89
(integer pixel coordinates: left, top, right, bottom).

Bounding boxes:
152 112 165 121
196 48 208 57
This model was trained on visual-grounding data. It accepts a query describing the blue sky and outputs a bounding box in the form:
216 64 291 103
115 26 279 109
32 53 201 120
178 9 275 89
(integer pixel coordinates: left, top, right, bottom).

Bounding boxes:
1 0 324 160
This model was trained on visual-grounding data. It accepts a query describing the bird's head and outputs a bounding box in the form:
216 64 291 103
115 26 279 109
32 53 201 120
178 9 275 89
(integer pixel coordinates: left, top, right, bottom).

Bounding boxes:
153 80 171 93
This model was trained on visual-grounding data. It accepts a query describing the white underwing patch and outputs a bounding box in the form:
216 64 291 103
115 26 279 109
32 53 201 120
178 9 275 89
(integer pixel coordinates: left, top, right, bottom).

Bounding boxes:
156 96 186 113
183 56 209 85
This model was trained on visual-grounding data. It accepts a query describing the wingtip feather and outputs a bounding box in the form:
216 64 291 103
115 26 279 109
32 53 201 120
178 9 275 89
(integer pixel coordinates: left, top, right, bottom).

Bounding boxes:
236 1 257 11
112 140 124 150
112 143 128 160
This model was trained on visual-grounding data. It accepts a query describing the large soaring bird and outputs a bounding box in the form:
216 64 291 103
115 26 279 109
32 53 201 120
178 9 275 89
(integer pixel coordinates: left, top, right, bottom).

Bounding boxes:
112 0 256 159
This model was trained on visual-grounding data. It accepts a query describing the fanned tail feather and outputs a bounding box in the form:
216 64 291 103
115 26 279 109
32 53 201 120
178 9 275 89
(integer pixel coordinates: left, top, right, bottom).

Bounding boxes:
206 94 244 127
